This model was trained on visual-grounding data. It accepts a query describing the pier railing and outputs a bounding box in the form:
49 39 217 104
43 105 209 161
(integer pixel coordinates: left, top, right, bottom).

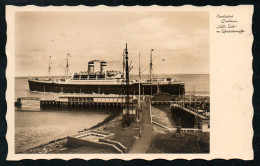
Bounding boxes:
151 121 203 133
152 100 209 105
181 128 202 132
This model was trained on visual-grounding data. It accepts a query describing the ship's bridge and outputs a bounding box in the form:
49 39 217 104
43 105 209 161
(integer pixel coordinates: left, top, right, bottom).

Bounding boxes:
72 70 123 81
146 77 176 83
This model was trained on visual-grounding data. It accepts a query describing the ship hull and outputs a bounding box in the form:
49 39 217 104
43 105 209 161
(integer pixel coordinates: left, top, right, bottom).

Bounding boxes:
28 80 185 96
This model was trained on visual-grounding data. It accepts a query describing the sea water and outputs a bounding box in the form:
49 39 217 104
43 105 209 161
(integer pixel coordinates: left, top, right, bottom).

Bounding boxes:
132 74 210 96
15 78 110 153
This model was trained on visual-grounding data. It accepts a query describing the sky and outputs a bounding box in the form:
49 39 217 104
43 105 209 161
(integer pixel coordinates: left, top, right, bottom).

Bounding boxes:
15 11 209 77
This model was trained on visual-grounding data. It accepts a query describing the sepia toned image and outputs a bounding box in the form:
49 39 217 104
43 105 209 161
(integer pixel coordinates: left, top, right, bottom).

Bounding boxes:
6 5 254 161
14 10 210 154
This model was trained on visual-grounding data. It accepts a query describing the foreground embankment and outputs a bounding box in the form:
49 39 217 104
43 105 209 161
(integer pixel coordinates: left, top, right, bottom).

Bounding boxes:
23 103 209 154
23 110 140 154
147 132 209 153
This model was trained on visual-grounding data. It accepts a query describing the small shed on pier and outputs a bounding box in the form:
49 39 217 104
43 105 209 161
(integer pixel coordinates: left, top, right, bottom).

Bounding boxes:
153 92 174 101
200 119 210 132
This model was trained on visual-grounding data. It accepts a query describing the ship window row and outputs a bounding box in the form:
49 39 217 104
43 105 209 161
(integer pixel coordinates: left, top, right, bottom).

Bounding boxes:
81 75 88 78
73 75 109 79
68 97 94 101
72 78 116 80
72 79 114 81
70 80 115 82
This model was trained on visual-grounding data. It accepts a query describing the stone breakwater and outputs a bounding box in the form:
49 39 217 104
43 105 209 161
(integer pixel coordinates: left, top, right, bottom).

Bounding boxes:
24 137 67 154
151 106 176 133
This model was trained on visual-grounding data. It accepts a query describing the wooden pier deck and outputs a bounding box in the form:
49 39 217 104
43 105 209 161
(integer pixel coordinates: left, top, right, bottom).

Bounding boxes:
40 94 137 109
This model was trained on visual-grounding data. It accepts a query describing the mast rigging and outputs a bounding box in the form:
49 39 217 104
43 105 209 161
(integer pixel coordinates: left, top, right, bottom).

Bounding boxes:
66 53 71 80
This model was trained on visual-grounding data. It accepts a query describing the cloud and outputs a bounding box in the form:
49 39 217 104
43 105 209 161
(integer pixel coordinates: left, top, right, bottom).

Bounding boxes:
15 11 209 76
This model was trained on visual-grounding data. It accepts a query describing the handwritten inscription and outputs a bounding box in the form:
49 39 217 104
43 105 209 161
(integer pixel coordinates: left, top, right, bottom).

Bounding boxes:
216 14 245 34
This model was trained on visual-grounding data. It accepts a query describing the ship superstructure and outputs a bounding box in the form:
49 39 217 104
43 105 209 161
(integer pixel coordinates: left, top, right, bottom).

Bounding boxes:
69 60 124 84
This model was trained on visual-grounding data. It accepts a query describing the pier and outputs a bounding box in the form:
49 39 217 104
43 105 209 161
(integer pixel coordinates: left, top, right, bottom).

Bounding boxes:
150 92 210 132
170 104 209 120
170 103 210 132
15 97 41 107
40 94 137 109
17 97 41 100
152 100 210 105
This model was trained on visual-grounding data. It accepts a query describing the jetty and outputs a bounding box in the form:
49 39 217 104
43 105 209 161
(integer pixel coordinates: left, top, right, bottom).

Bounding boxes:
152 100 209 105
15 97 41 107
39 94 137 109
170 104 209 120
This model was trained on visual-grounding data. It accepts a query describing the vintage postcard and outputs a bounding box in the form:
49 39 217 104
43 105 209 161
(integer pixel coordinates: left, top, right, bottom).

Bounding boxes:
6 5 253 160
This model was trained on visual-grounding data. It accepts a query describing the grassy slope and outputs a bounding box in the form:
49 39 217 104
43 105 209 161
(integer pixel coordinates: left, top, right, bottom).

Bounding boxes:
147 132 209 153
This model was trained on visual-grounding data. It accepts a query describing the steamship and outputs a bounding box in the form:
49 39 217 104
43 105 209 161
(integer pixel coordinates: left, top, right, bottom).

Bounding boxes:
28 48 185 96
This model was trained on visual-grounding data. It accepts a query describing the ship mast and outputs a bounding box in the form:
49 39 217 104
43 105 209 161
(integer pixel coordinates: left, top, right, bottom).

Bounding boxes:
122 50 126 79
123 43 131 126
139 52 141 110
150 49 154 80
48 56 51 80
66 53 71 79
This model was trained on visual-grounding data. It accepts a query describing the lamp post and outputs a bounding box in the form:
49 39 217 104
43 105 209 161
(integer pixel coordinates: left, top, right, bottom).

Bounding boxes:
48 56 52 80
150 49 154 99
150 49 154 81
